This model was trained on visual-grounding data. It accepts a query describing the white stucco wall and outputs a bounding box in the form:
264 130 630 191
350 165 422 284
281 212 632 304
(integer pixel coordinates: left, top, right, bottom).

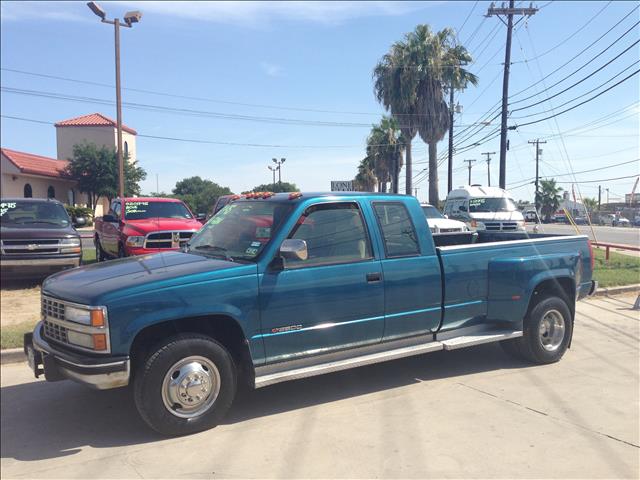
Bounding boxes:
56 126 137 163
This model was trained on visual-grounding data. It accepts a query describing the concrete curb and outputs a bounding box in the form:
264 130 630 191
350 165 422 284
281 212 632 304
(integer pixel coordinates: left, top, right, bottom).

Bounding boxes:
591 284 640 297
1 348 25 365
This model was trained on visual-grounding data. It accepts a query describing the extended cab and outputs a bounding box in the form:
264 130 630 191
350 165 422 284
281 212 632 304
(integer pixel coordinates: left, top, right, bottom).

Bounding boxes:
94 197 203 260
1 198 83 279
25 193 596 436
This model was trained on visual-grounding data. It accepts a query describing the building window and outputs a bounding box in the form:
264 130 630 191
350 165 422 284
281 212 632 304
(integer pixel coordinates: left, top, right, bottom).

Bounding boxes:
47 186 55 199
24 184 33 198
124 141 129 159
68 189 75 205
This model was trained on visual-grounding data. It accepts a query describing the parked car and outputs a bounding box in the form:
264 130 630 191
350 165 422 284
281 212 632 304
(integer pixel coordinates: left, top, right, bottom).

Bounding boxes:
552 211 569 224
26 192 596 436
1 198 83 279
443 185 525 231
574 216 588 225
599 214 616 226
523 209 539 223
94 197 203 260
421 203 468 233
616 217 630 227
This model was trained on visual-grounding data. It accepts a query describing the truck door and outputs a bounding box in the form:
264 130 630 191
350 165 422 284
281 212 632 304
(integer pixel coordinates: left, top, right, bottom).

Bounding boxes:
103 200 121 255
371 202 442 339
259 201 384 364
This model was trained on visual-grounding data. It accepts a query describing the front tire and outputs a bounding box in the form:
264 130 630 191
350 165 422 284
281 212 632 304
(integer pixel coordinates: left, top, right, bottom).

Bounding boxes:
501 295 573 364
134 334 237 436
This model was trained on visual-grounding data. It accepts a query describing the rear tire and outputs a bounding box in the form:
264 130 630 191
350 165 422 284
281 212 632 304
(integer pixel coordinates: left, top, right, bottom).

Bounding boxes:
501 295 573 364
134 334 237 436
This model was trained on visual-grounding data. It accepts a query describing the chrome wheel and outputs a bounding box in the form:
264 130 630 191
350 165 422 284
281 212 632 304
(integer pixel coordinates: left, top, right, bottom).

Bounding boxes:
538 309 565 352
161 356 221 419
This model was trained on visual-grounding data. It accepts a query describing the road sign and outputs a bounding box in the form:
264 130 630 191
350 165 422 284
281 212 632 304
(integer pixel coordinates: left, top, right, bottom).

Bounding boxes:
331 180 354 191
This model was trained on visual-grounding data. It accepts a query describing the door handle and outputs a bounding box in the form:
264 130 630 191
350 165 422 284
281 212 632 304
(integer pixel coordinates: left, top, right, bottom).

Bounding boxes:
366 272 382 283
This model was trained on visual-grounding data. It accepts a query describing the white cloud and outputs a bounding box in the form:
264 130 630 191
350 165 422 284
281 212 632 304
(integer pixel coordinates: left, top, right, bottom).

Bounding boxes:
259 61 282 77
2 1 434 27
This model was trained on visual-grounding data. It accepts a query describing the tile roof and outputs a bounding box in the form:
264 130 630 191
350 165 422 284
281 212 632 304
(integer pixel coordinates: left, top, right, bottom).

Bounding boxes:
55 112 137 135
1 148 69 179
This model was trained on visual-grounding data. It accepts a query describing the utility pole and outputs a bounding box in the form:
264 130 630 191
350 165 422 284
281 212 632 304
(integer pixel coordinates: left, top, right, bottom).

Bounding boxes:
414 187 420 198
272 157 286 185
598 185 601 210
464 159 476 185
156 173 159 194
448 86 455 194
606 188 610 205
87 2 142 199
481 152 496 186
486 1 537 189
268 165 277 190
528 139 546 212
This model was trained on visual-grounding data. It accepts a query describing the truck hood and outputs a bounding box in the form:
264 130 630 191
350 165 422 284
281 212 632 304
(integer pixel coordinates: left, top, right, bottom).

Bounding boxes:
469 211 524 222
427 218 467 230
1 224 79 239
122 218 202 235
42 252 256 306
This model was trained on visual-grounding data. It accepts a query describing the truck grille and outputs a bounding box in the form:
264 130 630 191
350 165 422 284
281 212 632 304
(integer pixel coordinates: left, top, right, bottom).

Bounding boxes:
42 296 65 321
43 320 69 344
484 222 518 231
144 231 195 249
1 239 60 255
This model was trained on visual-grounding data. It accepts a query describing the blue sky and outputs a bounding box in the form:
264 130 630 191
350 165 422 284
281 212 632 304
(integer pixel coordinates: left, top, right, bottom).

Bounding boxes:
1 1 638 203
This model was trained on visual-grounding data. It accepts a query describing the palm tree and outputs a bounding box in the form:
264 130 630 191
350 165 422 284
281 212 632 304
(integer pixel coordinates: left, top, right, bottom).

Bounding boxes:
353 157 377 192
374 40 418 195
366 117 405 193
538 179 563 222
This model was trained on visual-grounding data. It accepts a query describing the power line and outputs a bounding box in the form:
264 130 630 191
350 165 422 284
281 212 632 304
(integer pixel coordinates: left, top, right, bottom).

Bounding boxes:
511 1 612 64
510 68 639 128
510 41 640 113
509 10 639 102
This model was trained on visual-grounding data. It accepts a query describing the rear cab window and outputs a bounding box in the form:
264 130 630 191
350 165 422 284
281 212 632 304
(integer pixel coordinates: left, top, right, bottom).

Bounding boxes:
372 202 420 257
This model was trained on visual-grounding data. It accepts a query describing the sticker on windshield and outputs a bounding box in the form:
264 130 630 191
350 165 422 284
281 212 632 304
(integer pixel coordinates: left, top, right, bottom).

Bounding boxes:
251 241 262 247
0 202 17 216
255 227 271 238
469 198 485 207
245 247 259 256
125 202 149 214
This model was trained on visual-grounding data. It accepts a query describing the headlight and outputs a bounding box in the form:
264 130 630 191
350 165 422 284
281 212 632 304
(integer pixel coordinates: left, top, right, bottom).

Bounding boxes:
126 236 145 247
60 237 81 254
469 220 486 230
516 220 525 229
64 305 106 327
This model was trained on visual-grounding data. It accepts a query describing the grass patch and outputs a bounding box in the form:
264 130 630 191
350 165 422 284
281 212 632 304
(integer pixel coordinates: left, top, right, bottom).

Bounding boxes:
82 248 96 264
593 248 640 288
1 321 37 350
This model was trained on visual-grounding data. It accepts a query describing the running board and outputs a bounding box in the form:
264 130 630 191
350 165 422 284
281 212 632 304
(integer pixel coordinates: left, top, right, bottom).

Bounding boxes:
441 330 522 351
254 328 522 388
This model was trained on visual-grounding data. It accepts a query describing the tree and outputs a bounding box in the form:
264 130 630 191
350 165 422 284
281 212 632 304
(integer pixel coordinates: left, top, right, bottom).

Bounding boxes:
249 182 298 193
538 179 563 222
366 116 405 193
353 156 377 192
64 142 146 215
172 176 232 214
374 38 419 196
583 197 598 213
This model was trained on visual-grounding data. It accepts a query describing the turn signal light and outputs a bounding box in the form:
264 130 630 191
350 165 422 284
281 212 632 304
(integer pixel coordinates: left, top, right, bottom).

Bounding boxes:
93 333 107 351
90 309 105 327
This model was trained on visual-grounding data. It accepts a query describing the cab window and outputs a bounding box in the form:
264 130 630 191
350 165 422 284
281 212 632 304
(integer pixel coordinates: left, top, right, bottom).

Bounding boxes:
372 202 420 257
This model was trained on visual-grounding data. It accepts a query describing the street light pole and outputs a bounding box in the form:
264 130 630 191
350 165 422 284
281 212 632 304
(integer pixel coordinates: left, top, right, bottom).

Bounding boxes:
86 2 142 200
268 165 277 190
272 157 286 185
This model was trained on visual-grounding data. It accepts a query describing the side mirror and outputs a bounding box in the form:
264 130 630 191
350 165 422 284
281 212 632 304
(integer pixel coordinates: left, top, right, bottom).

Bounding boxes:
279 239 308 261
196 213 206 222
73 217 87 228
444 214 449 219
102 214 117 223
458 206 467 212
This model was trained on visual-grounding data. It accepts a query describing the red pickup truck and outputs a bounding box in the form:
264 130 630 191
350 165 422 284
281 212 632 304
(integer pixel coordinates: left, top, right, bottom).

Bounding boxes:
94 197 203 260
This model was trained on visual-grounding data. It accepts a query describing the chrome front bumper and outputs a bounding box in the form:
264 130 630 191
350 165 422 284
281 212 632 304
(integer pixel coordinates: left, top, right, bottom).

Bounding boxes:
25 322 130 390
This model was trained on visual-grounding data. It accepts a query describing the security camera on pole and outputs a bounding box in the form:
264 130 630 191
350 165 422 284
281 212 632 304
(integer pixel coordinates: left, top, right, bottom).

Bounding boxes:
87 2 142 200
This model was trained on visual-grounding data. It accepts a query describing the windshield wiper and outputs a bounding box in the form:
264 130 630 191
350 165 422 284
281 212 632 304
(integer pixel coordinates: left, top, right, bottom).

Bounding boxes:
18 220 66 225
192 245 234 262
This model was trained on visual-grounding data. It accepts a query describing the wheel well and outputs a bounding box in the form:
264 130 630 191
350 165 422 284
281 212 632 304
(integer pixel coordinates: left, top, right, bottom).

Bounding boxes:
528 277 576 317
130 315 254 386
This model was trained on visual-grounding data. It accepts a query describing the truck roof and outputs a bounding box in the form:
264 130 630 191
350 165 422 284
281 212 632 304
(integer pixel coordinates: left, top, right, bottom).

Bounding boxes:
1 197 63 204
446 185 513 199
120 197 185 203
234 192 409 203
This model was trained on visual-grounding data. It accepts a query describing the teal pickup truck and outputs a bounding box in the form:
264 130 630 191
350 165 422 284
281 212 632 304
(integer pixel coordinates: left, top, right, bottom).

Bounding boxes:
25 192 596 435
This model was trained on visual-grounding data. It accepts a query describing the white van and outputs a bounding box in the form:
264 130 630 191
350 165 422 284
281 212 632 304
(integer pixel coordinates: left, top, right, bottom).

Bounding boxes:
443 185 525 231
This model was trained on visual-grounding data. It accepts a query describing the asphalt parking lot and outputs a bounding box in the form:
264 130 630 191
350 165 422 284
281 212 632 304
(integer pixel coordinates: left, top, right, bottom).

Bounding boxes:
1 294 638 479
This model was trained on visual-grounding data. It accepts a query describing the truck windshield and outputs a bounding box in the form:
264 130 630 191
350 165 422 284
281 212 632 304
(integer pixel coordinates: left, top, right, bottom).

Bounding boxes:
124 201 193 220
188 201 294 261
468 197 517 213
0 201 70 227
422 205 444 219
